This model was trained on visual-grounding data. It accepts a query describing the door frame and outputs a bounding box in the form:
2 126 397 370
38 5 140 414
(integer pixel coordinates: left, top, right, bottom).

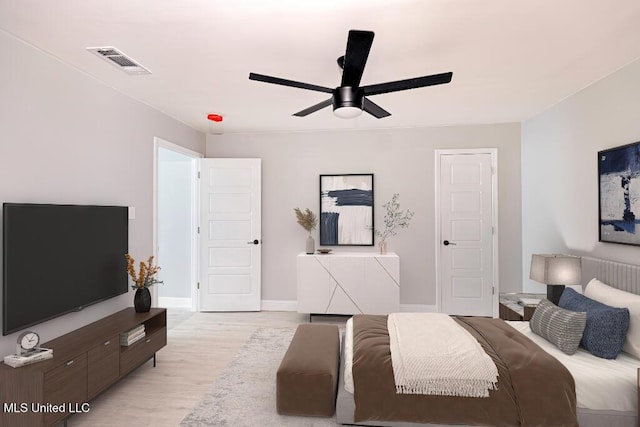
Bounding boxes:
434 148 499 317
153 137 203 312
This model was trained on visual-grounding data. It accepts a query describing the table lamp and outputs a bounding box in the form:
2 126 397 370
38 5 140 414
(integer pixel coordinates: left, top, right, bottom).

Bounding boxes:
529 254 581 305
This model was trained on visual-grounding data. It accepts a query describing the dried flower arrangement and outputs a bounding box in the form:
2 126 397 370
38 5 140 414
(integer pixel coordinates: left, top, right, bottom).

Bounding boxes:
375 193 414 241
125 254 163 289
294 208 318 234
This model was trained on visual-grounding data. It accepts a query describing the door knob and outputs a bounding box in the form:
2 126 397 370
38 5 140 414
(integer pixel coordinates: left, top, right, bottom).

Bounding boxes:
247 239 260 245
443 240 456 246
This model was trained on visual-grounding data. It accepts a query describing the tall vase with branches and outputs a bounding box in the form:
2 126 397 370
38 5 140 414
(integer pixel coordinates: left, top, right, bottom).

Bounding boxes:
294 208 318 254
125 254 163 312
374 193 414 254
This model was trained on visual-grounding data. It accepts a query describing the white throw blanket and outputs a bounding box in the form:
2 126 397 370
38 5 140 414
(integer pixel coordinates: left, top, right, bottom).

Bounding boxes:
387 313 498 397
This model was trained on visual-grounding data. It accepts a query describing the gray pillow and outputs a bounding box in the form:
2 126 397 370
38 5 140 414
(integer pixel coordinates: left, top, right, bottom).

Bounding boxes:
530 299 587 355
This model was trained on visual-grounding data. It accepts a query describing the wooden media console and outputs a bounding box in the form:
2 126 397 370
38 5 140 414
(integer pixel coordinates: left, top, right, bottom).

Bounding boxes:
0 307 167 427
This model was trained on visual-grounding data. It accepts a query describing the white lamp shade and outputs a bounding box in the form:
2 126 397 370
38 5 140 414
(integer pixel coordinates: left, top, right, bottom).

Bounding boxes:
530 254 581 285
333 106 362 119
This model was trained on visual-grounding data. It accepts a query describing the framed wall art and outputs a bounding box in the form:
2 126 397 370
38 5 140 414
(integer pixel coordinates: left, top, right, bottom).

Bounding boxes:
599 141 640 245
319 174 374 246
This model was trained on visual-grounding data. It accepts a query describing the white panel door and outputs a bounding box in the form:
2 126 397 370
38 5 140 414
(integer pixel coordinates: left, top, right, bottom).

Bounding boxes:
438 151 496 316
200 158 261 311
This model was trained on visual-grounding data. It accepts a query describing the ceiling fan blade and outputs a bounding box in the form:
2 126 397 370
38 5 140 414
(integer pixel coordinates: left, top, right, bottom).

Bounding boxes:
249 72 333 94
363 98 391 118
362 72 453 96
340 30 374 88
293 98 333 117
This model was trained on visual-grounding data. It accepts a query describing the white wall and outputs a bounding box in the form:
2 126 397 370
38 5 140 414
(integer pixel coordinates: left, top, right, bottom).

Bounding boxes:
157 148 193 299
0 29 205 356
522 57 640 293
207 123 522 308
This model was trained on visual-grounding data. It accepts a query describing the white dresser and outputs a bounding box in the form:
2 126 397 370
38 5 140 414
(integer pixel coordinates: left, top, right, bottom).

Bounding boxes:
296 252 400 315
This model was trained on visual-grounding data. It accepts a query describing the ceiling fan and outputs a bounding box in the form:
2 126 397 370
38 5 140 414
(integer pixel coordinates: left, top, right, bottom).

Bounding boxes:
249 30 453 119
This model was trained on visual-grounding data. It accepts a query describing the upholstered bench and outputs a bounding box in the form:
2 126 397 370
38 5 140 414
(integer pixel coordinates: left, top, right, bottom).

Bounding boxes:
276 323 340 417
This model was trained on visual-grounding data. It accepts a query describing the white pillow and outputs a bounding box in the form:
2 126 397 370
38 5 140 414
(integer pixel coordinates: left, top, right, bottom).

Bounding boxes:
344 317 354 393
584 278 640 359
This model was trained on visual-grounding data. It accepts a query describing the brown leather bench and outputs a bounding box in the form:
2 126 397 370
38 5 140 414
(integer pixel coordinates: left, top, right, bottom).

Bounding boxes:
276 323 340 417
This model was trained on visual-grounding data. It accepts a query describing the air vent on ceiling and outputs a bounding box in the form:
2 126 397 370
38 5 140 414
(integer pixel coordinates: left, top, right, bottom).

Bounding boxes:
86 46 151 75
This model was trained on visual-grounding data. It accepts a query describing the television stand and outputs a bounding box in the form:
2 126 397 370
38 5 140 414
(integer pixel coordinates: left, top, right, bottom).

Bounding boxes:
0 307 167 427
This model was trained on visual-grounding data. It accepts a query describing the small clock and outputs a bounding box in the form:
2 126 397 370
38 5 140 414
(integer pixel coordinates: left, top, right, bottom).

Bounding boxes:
16 331 40 355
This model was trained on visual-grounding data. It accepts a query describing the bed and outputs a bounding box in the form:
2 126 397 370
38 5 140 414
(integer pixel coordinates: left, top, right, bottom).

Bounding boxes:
336 256 640 426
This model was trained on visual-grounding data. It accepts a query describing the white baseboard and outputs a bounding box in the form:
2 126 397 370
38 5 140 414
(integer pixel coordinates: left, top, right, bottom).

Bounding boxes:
261 300 297 312
260 300 437 313
400 303 439 313
158 297 192 309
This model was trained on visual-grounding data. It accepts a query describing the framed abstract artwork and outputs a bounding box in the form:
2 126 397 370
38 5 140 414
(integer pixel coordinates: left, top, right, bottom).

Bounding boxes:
599 141 640 245
319 174 374 246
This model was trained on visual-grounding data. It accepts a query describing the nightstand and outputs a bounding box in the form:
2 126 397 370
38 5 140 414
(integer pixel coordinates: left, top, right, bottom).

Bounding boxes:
499 293 545 321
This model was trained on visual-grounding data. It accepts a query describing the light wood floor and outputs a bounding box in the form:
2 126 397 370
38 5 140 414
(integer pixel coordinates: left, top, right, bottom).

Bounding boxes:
63 309 345 427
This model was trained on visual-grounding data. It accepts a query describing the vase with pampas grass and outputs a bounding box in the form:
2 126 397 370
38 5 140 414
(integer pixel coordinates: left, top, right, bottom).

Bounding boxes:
294 207 318 254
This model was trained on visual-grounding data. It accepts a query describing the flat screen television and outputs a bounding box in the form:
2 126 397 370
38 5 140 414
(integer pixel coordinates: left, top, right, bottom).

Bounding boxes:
2 203 128 335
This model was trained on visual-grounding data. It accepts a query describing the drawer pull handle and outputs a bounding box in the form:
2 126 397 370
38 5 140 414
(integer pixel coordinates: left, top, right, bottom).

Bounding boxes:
66 360 74 366
104 340 110 346
145 339 151 343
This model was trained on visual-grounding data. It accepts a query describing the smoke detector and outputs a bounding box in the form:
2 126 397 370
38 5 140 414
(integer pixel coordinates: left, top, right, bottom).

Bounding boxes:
86 47 151 75
207 113 224 135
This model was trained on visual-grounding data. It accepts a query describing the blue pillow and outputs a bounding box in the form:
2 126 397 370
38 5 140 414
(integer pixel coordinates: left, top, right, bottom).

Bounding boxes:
558 288 630 359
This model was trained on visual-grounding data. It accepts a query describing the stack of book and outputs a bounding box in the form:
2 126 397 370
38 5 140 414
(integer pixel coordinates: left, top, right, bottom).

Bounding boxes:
4 348 53 368
518 297 542 307
120 325 145 346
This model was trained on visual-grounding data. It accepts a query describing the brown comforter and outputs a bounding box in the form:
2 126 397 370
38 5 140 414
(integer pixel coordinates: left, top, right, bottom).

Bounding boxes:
352 315 578 427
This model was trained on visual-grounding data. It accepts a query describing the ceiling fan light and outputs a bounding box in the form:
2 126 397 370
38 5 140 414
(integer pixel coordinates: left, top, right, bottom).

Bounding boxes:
332 86 364 119
334 106 363 119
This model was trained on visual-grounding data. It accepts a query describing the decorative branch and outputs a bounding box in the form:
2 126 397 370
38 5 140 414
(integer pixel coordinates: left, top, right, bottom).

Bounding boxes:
125 254 163 289
374 193 414 241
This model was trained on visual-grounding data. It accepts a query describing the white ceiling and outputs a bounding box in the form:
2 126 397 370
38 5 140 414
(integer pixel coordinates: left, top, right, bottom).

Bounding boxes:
3 0 640 135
